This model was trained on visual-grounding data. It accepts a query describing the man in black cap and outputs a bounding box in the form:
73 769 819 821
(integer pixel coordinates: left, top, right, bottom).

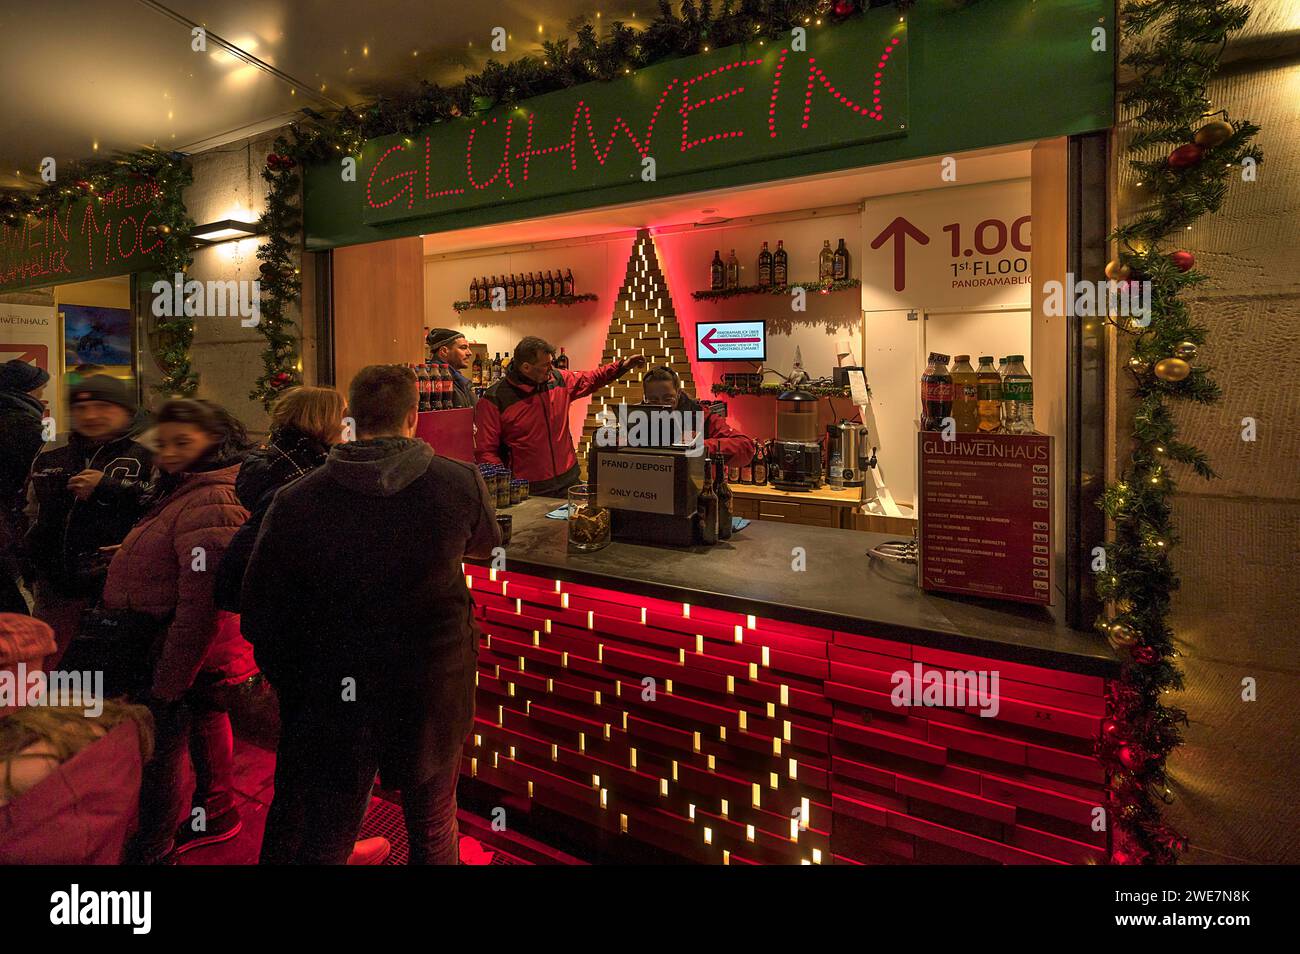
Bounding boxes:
25 375 153 657
0 360 51 613
425 328 477 409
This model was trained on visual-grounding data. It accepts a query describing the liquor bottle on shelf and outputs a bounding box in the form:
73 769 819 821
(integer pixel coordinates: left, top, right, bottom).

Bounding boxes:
482 276 492 303
511 275 522 303
976 356 1001 432
833 238 850 281
492 353 503 382
710 250 725 291
563 268 575 296
757 241 773 288
726 250 740 289
951 355 980 433
920 352 953 431
696 459 719 546
469 278 479 304
472 352 484 386
554 347 570 371
819 240 834 283
531 272 541 299
543 270 555 298
773 240 788 287
713 456 733 541
1002 355 1035 434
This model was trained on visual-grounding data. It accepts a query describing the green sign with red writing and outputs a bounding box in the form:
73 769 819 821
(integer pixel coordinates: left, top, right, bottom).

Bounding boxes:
0 183 165 292
305 0 1114 247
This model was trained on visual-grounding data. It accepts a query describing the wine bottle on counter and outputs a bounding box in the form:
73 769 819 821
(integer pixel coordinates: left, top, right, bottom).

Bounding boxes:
819 240 834 283
833 238 850 281
726 250 740 289
773 240 788 287
563 268 575 296
554 347 570 370
696 459 719 546
757 242 773 288
753 442 769 485
710 250 724 291
713 456 733 541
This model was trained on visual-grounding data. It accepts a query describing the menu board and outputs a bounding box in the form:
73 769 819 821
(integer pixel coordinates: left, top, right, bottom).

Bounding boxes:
918 432 1052 606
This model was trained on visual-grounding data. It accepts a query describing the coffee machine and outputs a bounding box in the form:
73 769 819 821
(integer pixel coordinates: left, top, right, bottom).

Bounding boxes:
769 390 822 491
826 421 870 487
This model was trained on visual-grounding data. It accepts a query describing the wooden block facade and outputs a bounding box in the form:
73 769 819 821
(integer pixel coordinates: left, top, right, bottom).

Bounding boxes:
461 564 1111 865
578 229 696 474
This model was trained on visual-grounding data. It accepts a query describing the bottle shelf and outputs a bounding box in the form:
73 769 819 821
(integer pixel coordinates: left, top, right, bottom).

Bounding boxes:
710 382 854 398
453 294 597 313
691 278 860 302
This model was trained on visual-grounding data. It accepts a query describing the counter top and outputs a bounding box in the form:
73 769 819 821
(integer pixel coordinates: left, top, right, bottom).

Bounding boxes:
478 497 1119 677
728 482 870 505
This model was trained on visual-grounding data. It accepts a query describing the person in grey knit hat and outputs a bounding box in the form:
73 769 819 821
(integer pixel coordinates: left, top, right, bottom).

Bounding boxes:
424 328 477 408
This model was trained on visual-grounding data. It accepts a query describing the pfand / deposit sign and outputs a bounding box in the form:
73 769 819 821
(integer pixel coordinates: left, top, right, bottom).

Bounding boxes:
358 12 907 226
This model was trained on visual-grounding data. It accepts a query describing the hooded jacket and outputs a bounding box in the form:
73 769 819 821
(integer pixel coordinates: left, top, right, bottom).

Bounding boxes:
474 361 628 493
240 437 499 788
24 430 153 596
101 462 254 700
214 427 330 613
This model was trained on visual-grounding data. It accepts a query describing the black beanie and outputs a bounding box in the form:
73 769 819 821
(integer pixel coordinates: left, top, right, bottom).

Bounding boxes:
0 359 50 393
425 328 464 353
69 374 137 413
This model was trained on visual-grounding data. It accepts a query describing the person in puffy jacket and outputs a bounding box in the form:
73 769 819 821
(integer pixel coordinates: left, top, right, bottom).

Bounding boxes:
474 335 646 497
101 399 254 864
640 365 757 465
0 361 49 615
215 386 344 615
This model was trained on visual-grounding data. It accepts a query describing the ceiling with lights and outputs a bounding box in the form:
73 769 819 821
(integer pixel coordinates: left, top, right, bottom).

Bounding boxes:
0 0 650 189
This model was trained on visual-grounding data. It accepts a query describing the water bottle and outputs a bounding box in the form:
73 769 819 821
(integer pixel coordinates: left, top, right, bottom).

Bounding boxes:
1002 355 1035 434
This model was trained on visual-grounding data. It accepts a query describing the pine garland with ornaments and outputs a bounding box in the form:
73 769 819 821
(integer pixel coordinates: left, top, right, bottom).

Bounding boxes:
1098 0 1261 865
252 148 303 407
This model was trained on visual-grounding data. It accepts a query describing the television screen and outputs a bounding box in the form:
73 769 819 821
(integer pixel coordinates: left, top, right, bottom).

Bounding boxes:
695 319 766 362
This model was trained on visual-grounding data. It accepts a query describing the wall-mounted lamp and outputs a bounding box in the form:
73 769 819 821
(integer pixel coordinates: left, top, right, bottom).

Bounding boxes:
190 219 264 245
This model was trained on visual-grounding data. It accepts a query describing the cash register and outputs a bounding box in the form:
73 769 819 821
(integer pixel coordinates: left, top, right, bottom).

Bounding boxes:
585 405 706 547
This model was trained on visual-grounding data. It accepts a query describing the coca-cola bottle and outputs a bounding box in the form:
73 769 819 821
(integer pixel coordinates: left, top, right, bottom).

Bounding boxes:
920 352 954 431
416 363 431 412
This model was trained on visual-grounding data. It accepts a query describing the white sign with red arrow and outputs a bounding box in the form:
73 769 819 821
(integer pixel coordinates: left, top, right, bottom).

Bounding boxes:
696 320 766 361
862 179 1031 312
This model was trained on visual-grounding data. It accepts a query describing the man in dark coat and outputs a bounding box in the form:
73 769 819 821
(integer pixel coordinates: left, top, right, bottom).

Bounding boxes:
241 364 499 864
24 375 152 656
425 327 478 408
0 360 50 613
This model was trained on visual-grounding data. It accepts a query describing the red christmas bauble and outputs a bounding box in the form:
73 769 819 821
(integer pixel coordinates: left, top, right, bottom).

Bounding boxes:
1168 143 1204 169
75 180 91 192
1170 250 1195 272
1118 744 1148 769
1132 645 1159 665
833 0 856 16
1102 719 1122 739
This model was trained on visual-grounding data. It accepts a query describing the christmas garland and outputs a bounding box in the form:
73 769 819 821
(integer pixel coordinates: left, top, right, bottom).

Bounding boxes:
692 278 861 301
254 1 889 403
0 150 196 394
1097 0 1261 865
710 381 851 398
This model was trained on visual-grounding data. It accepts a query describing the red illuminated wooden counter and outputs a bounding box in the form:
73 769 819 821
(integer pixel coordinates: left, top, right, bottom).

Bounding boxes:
461 497 1118 865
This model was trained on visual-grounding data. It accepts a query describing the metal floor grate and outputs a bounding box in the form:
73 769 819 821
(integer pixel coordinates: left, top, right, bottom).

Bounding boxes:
357 797 523 865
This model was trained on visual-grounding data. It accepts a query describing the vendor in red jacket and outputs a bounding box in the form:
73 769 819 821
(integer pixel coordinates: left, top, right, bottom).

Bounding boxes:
641 366 756 465
475 336 646 497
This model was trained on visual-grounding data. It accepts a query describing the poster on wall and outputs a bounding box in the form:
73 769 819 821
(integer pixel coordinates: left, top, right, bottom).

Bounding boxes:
0 301 61 420
61 304 132 370
861 179 1032 313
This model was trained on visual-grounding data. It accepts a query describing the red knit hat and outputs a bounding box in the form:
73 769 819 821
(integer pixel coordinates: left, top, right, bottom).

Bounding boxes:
0 613 56 668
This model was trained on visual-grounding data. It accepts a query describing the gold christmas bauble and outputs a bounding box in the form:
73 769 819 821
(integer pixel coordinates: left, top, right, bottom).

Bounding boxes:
1108 622 1138 650
1105 259 1132 282
1154 357 1192 382
1194 120 1234 148
1128 355 1149 373
1174 341 1198 360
